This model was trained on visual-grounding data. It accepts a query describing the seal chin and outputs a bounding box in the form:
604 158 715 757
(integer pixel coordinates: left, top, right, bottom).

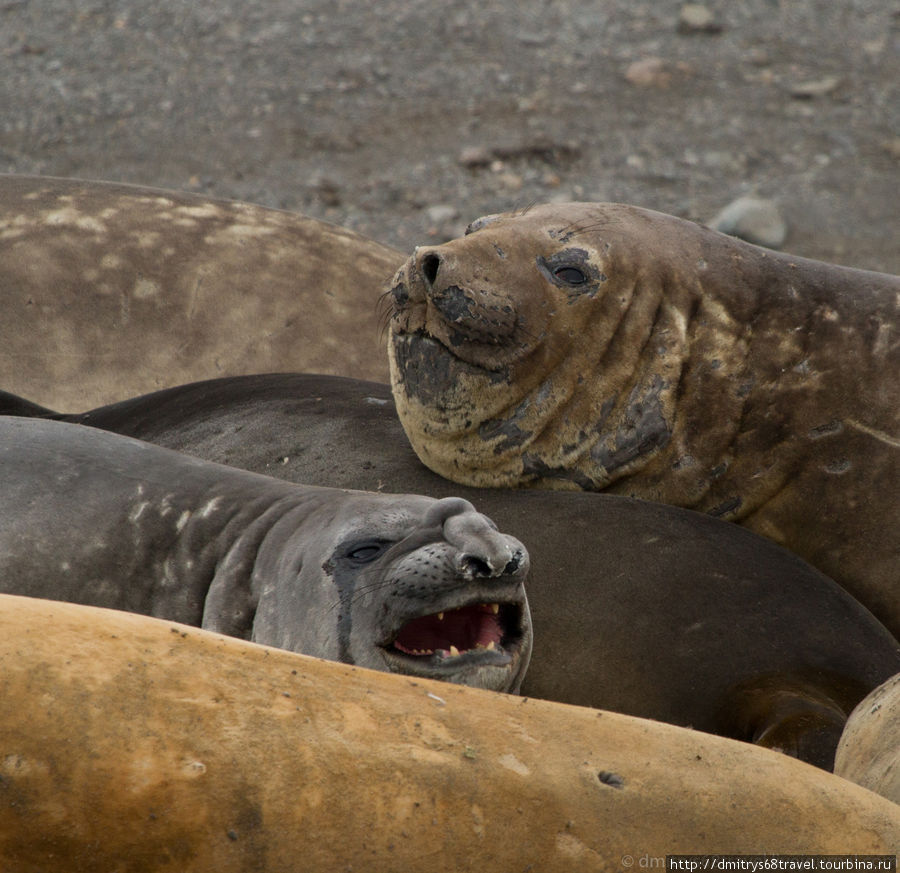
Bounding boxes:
380 599 529 691
389 331 510 415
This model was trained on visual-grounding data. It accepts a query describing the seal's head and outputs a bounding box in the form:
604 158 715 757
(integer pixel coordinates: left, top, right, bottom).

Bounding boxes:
253 495 532 694
389 202 729 493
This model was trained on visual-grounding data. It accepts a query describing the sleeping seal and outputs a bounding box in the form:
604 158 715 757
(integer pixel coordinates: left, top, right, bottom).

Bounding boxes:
0 174 401 409
834 672 900 804
387 202 900 636
0 416 531 693
10 374 898 769
0 595 898 870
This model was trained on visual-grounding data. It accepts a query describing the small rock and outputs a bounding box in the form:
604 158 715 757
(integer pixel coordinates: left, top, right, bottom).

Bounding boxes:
625 57 671 88
882 137 900 161
789 76 842 99
709 197 787 249
425 204 458 225
497 172 523 192
310 176 341 207
677 4 723 34
458 146 492 168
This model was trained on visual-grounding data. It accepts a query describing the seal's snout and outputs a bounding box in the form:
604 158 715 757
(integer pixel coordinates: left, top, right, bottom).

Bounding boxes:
424 497 529 581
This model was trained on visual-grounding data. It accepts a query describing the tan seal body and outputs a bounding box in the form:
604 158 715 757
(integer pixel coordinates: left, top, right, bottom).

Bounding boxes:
835 672 900 804
0 174 401 409
389 202 900 635
0 594 898 872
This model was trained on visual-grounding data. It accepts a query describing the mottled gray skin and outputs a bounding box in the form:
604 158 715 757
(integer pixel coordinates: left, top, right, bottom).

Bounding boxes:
12 374 899 771
0 417 531 693
834 672 900 804
388 202 900 638
0 174 402 409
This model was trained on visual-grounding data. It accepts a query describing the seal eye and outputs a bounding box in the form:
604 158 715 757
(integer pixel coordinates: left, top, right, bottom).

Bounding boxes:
346 541 389 564
553 266 587 285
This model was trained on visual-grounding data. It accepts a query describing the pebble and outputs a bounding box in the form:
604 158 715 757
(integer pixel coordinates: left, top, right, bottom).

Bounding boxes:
458 146 492 168
425 204 459 224
789 76 842 99
677 4 723 34
624 57 671 88
709 196 787 249
882 138 900 161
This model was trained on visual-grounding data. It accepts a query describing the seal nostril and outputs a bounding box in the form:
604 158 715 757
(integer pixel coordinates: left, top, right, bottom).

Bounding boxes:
503 553 522 575
421 253 441 287
460 555 493 578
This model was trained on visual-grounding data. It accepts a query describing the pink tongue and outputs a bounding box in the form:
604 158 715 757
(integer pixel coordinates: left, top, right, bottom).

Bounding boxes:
393 604 502 656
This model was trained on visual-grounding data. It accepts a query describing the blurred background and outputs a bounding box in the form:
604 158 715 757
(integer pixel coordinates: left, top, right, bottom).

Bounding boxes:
2 0 897 271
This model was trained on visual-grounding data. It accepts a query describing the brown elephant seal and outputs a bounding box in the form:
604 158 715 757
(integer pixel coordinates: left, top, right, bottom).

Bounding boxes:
0 174 402 409
10 373 899 769
387 202 900 637
834 672 900 804
0 595 898 871
0 416 531 693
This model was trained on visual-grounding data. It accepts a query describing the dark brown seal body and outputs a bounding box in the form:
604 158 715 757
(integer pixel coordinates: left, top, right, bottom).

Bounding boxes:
11 373 899 770
0 174 402 409
0 416 531 693
387 202 900 637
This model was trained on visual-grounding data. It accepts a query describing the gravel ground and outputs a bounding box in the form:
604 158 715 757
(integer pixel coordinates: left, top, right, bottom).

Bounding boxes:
1 0 898 272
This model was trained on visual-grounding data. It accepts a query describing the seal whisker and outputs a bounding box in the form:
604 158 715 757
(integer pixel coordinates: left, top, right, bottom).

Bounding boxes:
376 289 396 339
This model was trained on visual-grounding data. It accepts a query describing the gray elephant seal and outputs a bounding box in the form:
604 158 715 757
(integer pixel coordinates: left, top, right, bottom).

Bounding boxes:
387 202 900 637
0 174 402 409
0 416 531 693
834 672 900 804
11 374 899 770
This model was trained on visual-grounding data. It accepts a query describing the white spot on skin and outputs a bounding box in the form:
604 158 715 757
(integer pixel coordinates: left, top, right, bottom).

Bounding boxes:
133 278 160 299
203 223 277 245
181 760 206 777
846 419 900 449
199 497 224 518
556 831 601 860
100 253 124 270
42 207 106 233
129 501 150 523
174 204 223 219
176 510 191 532
132 231 162 249
872 322 893 359
497 754 531 776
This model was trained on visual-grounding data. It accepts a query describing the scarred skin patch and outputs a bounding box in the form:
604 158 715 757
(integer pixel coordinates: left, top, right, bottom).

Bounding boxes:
389 201 900 637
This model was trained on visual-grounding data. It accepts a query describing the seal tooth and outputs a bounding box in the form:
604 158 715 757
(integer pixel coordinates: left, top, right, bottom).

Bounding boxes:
449 645 460 657
437 612 444 620
490 603 500 614
486 641 496 651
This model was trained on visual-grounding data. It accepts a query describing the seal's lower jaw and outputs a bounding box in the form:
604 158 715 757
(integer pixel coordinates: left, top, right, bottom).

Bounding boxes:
381 601 529 692
390 330 511 392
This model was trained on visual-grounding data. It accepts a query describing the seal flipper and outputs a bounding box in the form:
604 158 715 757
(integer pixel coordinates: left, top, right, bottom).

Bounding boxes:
716 673 868 771
0 389 59 418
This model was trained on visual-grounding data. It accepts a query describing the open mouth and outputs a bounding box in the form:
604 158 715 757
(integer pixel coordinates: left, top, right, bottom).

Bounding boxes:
385 601 522 667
